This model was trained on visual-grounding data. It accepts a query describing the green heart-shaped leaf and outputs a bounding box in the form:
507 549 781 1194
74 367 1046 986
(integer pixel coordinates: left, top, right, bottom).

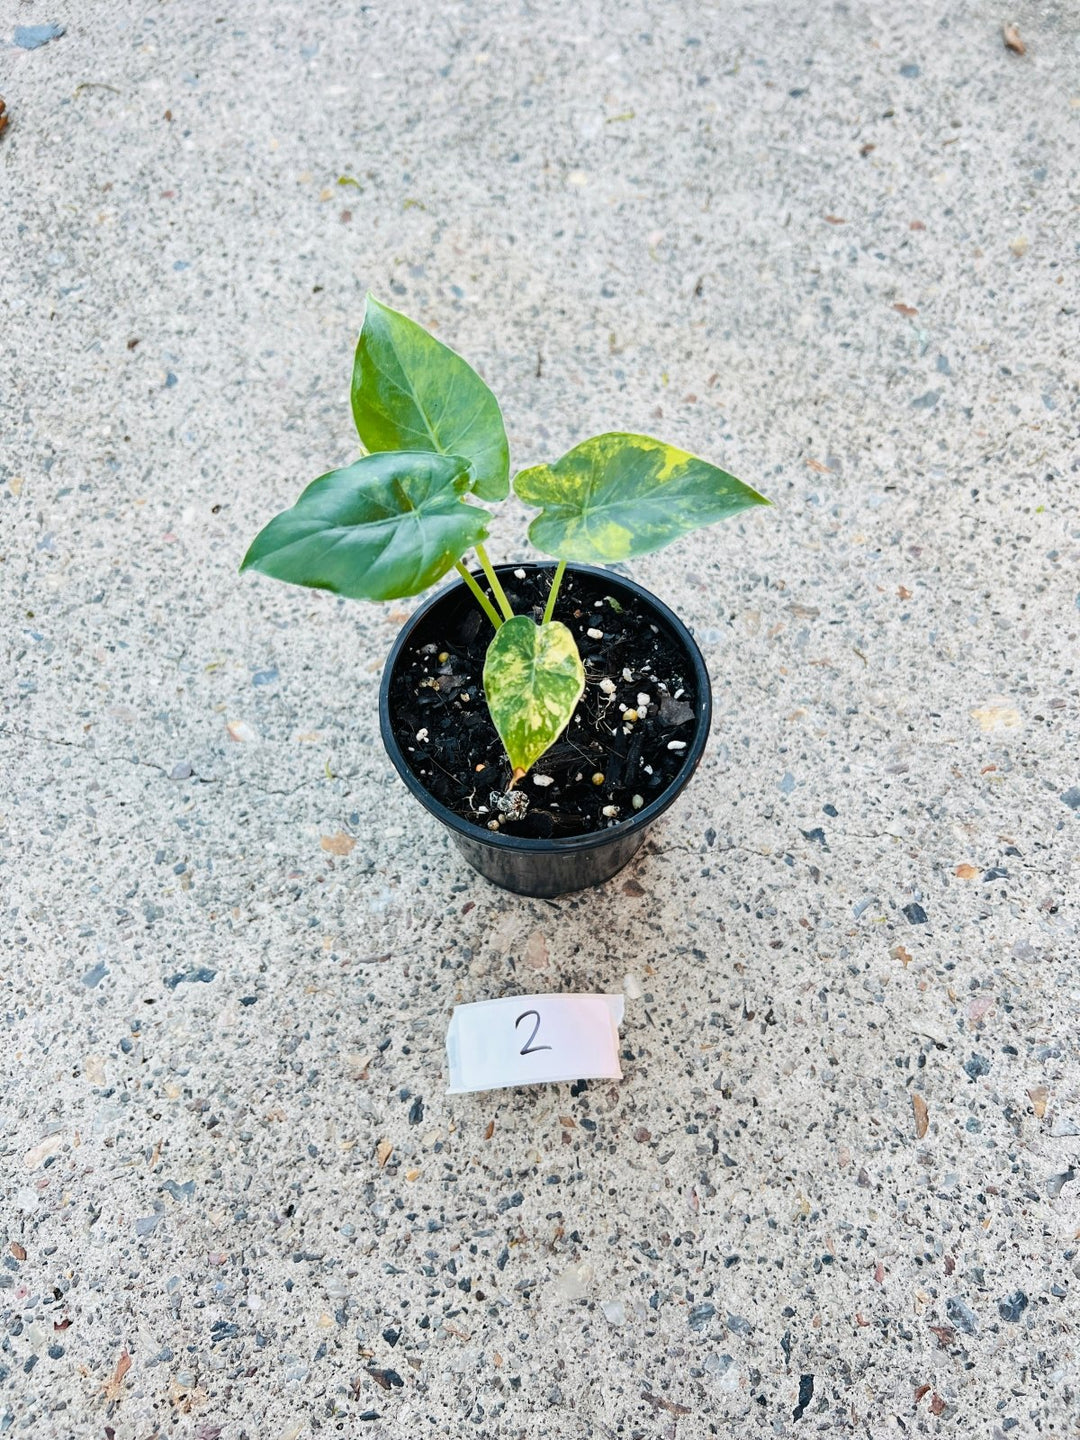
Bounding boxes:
515 432 770 563
240 451 488 602
351 295 510 502
483 616 585 779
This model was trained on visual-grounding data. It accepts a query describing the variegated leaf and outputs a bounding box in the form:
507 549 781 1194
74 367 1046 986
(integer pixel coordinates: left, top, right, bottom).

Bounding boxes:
483 617 585 779
515 432 769 563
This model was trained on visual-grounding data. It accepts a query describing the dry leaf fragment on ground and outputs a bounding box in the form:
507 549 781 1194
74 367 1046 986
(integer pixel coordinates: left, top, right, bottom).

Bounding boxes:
102 1350 132 1401
955 863 979 879
320 832 356 856
642 1392 692 1417
912 1092 929 1139
893 303 918 317
1028 1085 1048 1118
1002 23 1025 54
10 1242 26 1261
376 1140 392 1167
0 98 9 140
891 943 913 966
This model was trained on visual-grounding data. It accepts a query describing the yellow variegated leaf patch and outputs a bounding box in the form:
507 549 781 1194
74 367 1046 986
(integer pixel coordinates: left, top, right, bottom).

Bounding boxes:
483 617 585 779
514 432 770 563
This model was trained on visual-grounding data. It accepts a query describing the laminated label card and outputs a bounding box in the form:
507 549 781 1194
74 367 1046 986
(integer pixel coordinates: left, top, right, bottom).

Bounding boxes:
446 993 625 1095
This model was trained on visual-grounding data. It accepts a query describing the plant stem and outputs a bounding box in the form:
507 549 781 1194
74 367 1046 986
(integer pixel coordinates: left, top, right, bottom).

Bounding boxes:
542 559 567 626
474 543 515 623
454 561 503 632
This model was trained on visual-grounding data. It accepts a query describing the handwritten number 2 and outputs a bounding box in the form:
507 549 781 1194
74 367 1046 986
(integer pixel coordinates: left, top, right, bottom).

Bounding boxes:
515 1009 552 1056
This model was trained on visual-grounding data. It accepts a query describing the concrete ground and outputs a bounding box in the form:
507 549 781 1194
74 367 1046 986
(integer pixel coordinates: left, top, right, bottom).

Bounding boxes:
2 1 1079 1435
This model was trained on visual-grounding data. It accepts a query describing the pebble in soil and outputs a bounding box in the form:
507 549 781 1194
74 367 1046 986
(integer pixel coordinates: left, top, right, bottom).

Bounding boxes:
388 568 700 838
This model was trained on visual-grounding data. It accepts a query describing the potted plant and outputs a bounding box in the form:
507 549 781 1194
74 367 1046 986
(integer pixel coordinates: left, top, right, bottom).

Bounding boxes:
241 298 770 897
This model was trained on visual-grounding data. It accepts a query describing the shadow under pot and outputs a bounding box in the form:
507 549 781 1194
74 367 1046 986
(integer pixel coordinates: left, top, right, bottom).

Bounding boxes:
379 562 712 898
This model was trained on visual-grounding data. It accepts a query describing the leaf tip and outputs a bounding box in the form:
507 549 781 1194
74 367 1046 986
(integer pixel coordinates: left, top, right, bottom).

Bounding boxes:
360 291 390 331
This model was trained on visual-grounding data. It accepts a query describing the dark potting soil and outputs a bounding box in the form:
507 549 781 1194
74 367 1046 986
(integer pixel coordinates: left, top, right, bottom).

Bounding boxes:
388 567 700 839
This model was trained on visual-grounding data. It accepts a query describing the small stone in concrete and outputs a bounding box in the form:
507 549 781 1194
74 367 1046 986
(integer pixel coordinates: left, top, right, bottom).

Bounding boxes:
946 1297 978 1335
164 966 217 989
13 23 64 48
1046 1168 1076 1199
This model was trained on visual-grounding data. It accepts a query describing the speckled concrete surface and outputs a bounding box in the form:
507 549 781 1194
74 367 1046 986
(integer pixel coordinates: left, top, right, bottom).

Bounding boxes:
3 2 1080 1435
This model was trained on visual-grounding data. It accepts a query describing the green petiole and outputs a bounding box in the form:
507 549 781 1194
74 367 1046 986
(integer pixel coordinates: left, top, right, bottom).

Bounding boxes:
454 560 503 632
474 543 515 623
542 559 567 626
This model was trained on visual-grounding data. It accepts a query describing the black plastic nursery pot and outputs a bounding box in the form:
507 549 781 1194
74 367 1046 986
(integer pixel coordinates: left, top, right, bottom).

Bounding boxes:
378 563 712 898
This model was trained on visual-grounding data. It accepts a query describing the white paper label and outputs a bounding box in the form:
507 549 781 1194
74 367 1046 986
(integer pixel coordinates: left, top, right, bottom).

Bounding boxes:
446 993 625 1095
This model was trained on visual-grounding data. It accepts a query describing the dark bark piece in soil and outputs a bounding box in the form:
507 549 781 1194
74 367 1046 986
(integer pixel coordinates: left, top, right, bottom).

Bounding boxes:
387 567 700 839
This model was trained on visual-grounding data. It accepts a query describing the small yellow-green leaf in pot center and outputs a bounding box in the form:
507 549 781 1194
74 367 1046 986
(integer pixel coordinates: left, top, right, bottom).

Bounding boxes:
483 617 585 780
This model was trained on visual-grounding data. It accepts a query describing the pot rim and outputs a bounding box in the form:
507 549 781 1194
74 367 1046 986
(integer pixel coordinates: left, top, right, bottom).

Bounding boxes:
378 561 712 854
